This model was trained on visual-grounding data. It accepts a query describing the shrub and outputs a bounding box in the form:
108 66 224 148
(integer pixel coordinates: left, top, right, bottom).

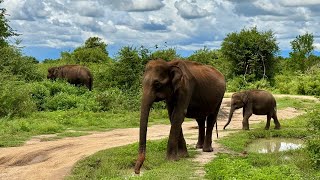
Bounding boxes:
0 81 36 117
306 108 320 169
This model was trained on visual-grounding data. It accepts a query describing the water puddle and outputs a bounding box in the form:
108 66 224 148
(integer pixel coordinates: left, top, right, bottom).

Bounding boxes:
246 138 304 153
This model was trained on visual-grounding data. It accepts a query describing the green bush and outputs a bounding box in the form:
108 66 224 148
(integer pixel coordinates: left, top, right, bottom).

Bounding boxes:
0 81 36 117
306 109 320 169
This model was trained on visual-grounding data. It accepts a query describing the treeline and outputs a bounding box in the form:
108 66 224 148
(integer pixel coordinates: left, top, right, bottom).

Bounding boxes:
1 30 320 118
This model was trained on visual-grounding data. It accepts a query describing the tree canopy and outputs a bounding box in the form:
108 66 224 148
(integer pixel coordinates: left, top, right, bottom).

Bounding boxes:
221 27 279 80
289 33 315 72
0 0 18 47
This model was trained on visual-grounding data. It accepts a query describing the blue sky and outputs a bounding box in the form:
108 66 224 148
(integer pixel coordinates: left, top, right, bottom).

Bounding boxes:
2 0 320 60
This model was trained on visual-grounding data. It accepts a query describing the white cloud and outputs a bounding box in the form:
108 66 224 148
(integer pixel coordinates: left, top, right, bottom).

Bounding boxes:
0 0 319 58
174 0 211 19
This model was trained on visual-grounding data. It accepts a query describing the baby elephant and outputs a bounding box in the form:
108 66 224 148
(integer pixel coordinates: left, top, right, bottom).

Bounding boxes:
223 90 280 130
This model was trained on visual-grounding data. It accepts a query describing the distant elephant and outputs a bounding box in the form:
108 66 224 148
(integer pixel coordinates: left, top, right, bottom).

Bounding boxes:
223 90 280 130
47 65 93 90
134 59 226 174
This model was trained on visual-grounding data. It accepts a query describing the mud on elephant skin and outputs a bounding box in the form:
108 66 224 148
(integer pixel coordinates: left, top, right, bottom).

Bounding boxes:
134 59 226 174
47 65 93 90
223 90 281 130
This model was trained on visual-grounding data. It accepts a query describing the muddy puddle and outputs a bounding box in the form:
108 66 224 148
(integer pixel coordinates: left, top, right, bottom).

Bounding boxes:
246 138 304 153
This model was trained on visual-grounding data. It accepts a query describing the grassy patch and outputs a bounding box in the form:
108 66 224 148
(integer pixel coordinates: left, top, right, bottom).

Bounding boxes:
276 97 316 110
67 139 197 180
0 109 169 147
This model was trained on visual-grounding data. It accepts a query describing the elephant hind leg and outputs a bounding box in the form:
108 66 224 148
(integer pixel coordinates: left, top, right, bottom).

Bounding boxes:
196 118 206 149
203 113 217 152
272 113 281 129
265 114 272 130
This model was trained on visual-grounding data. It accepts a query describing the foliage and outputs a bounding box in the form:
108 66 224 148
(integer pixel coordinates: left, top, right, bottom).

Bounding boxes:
221 27 279 80
109 46 146 91
0 81 36 118
289 33 315 72
0 0 19 47
188 47 232 78
58 37 111 64
306 107 320 169
0 46 43 81
150 48 180 61
67 139 197 180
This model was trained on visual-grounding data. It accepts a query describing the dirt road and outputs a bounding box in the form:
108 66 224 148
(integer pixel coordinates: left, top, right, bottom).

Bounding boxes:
0 97 306 180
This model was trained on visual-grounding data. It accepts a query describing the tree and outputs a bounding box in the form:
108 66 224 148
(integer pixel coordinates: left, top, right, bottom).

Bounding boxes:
221 27 279 80
289 33 315 72
0 0 18 47
61 37 111 64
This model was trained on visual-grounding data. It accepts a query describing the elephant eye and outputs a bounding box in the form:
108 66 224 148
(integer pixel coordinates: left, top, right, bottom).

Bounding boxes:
153 80 162 89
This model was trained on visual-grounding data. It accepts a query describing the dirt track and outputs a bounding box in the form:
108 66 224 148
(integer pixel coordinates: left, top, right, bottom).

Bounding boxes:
0 96 310 180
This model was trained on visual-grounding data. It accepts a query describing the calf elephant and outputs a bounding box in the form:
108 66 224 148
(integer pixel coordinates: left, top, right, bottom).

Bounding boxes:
47 65 93 90
223 90 280 130
134 59 226 174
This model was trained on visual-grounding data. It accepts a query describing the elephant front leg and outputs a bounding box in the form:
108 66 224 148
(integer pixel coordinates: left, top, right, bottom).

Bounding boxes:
196 118 205 149
178 128 188 158
242 108 252 130
265 114 271 130
167 123 183 161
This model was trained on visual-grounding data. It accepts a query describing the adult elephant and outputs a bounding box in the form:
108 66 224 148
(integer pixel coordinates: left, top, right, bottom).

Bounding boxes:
223 90 280 130
47 65 93 90
134 59 226 174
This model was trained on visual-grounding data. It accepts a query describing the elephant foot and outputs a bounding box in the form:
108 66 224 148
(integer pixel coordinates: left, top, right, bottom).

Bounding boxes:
167 154 180 161
264 127 270 130
196 143 203 149
274 126 281 130
242 127 250 130
178 150 189 158
202 146 213 152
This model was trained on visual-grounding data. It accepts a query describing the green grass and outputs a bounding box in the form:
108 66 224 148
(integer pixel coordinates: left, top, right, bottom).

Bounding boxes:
67 139 198 180
205 102 320 179
0 109 169 147
276 97 316 110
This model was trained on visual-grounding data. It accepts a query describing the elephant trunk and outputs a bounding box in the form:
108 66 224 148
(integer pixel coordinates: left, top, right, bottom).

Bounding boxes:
134 91 154 174
223 107 235 130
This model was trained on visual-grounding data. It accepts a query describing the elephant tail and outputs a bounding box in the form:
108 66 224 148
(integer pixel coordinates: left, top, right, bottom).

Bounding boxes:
215 120 218 138
89 76 93 91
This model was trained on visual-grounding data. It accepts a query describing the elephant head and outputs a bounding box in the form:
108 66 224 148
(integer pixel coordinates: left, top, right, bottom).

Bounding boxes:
134 59 185 174
223 91 248 130
47 67 59 80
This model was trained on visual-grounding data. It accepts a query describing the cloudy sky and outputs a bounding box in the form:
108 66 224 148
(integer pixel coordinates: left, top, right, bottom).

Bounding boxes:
2 0 320 60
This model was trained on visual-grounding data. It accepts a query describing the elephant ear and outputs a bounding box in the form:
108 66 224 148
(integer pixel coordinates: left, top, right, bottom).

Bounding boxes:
242 91 249 104
170 65 184 92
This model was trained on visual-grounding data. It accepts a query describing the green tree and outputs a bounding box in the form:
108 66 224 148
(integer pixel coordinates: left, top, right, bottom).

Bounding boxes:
0 0 18 47
221 27 279 80
188 47 232 78
72 37 110 64
110 46 144 91
150 48 180 61
289 33 315 72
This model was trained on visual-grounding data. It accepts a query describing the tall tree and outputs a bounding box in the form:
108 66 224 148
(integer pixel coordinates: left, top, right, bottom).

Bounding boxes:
72 36 110 63
221 27 279 80
0 0 18 47
289 33 315 72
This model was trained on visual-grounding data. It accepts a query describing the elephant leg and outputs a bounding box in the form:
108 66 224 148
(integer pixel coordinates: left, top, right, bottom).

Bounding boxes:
178 127 188 158
273 113 281 129
196 118 206 149
265 114 271 130
242 108 252 130
203 112 218 152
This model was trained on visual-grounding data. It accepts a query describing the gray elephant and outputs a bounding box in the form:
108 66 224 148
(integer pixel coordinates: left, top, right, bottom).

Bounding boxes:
134 59 226 174
47 65 93 90
223 90 280 130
